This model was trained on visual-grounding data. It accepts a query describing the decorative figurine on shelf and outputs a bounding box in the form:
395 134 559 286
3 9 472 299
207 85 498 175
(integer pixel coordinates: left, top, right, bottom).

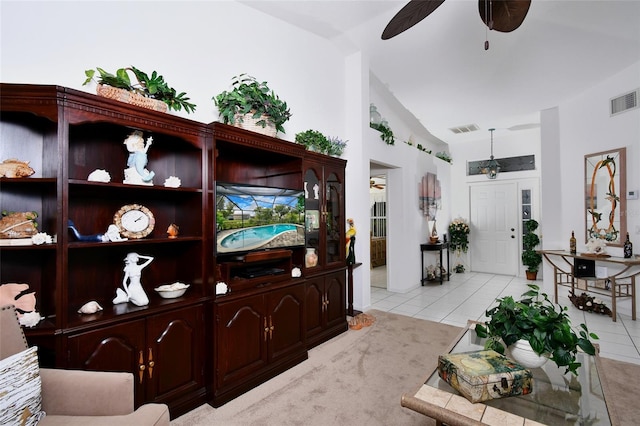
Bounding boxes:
113 252 153 306
68 220 106 242
167 223 179 239
313 183 319 200
346 218 356 265
104 224 127 242
0 158 35 178
123 130 155 186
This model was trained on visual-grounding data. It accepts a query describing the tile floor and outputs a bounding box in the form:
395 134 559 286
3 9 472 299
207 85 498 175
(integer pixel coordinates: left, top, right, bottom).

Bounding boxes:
369 266 640 365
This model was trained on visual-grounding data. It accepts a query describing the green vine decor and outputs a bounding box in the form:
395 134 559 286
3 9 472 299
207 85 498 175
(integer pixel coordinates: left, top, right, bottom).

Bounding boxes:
436 151 452 164
370 122 395 145
448 218 470 254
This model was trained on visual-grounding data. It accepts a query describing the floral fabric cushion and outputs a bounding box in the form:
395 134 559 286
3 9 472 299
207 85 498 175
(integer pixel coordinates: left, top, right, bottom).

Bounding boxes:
0 346 45 425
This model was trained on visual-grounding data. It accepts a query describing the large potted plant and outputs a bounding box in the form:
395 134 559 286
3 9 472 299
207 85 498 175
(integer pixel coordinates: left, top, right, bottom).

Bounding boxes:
83 66 196 113
213 74 292 137
475 284 598 376
522 219 542 280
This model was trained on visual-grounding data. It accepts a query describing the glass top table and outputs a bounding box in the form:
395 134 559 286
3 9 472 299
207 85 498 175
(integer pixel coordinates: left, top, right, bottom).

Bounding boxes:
401 322 611 426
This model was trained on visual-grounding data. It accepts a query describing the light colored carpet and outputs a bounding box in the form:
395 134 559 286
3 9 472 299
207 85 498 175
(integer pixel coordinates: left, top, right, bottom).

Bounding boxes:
172 309 457 425
172 310 640 426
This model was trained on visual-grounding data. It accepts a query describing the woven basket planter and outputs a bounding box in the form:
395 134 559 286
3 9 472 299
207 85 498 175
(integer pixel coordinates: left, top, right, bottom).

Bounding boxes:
232 112 277 138
96 84 168 113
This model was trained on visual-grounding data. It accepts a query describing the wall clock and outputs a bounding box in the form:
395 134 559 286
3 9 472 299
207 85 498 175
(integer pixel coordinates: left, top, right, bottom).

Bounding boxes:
113 204 155 239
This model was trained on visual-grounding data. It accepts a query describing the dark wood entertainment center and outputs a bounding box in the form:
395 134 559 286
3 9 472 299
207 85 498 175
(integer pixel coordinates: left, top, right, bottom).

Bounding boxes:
0 84 348 417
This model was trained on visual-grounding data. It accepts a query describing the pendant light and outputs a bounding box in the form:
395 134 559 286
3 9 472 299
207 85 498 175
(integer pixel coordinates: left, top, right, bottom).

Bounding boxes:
484 128 500 179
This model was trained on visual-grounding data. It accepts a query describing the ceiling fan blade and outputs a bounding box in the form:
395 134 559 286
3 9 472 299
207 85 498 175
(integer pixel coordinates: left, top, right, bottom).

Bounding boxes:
478 0 531 33
381 0 446 40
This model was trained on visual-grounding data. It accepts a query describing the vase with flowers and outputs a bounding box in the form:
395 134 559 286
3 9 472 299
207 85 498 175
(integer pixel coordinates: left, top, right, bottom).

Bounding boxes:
449 218 470 271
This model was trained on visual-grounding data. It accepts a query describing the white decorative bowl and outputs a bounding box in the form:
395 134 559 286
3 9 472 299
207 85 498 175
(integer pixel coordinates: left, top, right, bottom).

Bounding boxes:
509 339 549 369
154 282 190 299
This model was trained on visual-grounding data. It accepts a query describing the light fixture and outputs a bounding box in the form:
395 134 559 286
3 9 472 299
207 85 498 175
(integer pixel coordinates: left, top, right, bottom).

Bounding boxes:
483 128 500 179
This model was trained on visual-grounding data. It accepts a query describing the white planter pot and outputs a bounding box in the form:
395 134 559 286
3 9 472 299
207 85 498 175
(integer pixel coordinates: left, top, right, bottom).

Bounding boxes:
509 339 549 368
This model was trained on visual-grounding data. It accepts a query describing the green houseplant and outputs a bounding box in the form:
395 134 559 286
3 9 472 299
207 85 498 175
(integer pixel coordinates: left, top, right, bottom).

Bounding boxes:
475 284 598 376
522 219 542 280
83 66 196 113
213 74 292 134
295 130 347 157
295 130 328 153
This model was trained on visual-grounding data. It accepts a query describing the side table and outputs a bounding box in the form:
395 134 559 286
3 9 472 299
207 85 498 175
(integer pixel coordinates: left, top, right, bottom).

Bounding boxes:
420 242 450 285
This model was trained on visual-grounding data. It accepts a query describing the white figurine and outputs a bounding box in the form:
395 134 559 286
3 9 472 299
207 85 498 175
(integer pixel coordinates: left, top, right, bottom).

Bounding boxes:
123 131 155 186
104 224 127 242
113 252 153 306
313 183 319 200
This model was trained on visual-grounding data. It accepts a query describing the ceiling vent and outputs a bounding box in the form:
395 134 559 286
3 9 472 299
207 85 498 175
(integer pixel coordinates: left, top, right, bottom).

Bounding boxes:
449 123 479 134
610 89 639 116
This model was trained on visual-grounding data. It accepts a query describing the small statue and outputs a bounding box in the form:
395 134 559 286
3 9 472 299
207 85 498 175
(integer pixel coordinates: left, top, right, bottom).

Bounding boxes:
123 131 155 185
0 158 35 178
346 218 356 265
105 224 127 242
113 252 153 306
167 223 179 239
68 220 106 242
313 183 319 200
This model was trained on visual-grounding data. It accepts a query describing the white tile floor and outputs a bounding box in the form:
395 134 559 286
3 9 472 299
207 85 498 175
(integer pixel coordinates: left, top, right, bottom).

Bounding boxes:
370 267 640 365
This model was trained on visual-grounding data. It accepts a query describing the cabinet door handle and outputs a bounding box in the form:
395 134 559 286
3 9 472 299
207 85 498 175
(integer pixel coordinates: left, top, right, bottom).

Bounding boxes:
147 348 154 379
138 350 145 384
269 316 274 339
264 317 269 342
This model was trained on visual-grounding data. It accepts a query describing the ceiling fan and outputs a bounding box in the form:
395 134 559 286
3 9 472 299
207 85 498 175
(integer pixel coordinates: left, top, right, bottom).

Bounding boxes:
382 0 531 43
370 179 386 190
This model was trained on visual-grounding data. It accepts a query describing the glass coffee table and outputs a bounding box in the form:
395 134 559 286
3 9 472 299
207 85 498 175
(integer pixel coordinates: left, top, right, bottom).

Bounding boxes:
401 321 612 425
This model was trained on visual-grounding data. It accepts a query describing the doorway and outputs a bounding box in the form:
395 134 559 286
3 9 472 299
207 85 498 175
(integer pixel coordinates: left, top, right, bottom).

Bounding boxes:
469 182 519 275
370 172 387 289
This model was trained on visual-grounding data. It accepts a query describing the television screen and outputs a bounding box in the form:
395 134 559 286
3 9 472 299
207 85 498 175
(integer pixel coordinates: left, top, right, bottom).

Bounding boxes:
215 183 305 255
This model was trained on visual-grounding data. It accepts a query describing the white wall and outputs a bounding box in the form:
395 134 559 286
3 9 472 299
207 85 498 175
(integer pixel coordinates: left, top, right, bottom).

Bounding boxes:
0 1 346 140
368 86 451 299
541 62 640 316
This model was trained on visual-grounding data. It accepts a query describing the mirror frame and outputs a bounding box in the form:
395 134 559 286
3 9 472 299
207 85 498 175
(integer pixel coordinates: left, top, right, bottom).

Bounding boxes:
584 147 626 247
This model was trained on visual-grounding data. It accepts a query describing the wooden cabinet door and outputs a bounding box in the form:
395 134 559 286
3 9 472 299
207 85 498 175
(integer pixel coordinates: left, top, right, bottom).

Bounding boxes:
323 166 345 268
324 271 346 330
304 277 325 340
267 283 306 362
146 305 205 406
66 319 146 406
215 294 267 391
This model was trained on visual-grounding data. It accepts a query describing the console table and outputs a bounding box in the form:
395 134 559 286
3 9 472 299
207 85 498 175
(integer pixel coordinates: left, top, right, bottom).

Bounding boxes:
540 250 639 322
420 242 450 285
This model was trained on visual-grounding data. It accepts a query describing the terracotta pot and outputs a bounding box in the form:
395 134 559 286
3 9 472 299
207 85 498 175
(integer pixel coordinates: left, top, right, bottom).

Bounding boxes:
525 270 537 281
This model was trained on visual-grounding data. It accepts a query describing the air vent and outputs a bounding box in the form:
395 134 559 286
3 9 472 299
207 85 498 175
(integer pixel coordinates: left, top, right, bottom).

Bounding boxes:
610 89 639 116
449 123 480 134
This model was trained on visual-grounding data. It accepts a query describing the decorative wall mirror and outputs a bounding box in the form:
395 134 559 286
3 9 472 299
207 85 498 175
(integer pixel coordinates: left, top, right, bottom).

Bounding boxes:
584 147 626 247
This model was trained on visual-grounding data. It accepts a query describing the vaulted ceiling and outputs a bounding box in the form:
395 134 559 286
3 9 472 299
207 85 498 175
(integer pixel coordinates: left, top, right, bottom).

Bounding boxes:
242 1 640 145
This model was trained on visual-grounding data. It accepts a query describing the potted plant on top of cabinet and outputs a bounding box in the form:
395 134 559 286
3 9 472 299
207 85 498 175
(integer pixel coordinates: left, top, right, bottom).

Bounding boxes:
213 74 292 137
522 219 542 280
83 66 197 113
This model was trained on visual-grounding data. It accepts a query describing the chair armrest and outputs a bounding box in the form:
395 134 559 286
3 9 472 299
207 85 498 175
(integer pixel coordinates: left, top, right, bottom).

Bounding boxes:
40 368 134 416
38 404 170 426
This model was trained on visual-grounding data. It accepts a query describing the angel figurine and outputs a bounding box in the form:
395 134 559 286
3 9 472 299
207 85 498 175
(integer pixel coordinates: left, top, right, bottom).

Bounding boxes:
123 130 155 185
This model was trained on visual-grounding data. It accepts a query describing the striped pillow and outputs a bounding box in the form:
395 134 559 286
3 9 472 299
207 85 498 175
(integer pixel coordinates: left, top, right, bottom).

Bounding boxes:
0 346 45 425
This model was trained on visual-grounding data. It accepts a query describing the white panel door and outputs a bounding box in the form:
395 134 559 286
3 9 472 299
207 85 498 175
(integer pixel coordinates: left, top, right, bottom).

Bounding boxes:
470 183 519 275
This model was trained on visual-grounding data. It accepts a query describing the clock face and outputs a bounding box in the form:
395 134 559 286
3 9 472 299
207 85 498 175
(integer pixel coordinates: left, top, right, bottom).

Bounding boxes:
114 204 155 239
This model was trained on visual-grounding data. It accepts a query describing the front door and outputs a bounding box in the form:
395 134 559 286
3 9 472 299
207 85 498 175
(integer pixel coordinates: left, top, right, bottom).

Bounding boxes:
470 183 519 275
